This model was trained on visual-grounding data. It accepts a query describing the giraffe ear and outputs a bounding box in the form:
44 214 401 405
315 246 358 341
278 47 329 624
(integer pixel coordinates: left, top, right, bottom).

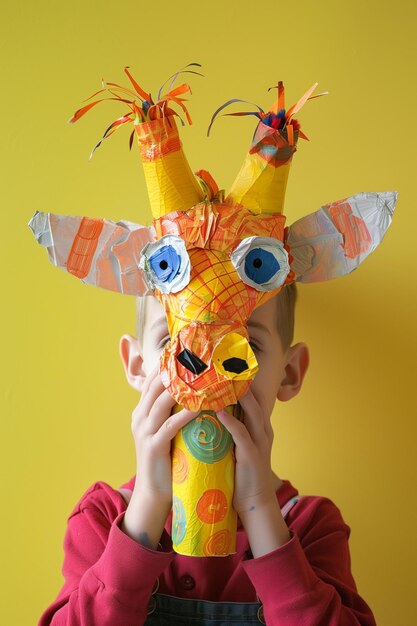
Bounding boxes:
28 211 153 295
286 192 397 283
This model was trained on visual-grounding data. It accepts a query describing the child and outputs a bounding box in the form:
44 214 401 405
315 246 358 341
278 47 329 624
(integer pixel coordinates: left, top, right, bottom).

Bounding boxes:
31 67 395 625
38 287 377 625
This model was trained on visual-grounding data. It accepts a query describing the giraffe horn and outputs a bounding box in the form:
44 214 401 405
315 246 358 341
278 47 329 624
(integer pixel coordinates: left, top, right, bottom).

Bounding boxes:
135 115 204 218
225 82 326 215
133 65 205 218
69 66 205 219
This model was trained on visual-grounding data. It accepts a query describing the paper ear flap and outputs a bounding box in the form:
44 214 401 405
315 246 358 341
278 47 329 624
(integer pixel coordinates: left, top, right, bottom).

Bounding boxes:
28 211 153 295
286 192 398 283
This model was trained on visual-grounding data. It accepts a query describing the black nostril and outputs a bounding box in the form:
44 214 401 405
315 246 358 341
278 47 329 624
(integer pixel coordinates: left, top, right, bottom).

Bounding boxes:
222 357 248 374
177 348 208 375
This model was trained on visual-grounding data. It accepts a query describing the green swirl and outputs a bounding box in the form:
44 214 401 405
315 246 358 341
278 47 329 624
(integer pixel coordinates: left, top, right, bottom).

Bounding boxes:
172 496 187 545
182 411 232 464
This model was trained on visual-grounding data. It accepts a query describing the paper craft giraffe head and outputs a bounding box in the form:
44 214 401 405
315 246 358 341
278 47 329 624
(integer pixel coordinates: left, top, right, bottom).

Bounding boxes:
29 65 397 412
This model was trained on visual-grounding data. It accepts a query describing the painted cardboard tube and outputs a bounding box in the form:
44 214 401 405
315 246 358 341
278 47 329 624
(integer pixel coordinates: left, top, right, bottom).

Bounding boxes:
171 404 241 556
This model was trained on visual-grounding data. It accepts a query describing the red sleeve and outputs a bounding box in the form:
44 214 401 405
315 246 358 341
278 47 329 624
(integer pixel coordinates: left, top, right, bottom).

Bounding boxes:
242 496 376 626
38 482 174 626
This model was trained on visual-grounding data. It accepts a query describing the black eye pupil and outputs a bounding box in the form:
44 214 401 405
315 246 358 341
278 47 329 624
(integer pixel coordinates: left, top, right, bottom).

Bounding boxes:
159 260 168 270
253 258 262 268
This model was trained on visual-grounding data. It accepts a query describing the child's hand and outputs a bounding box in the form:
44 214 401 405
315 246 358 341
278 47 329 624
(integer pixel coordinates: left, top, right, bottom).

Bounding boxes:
122 367 197 548
217 390 291 557
217 389 276 516
131 365 197 503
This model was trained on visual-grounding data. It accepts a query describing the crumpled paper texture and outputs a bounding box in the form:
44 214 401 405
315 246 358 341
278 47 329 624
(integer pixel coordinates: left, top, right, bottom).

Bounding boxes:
28 211 152 295
139 234 191 294
231 235 291 292
288 191 397 283
160 319 257 412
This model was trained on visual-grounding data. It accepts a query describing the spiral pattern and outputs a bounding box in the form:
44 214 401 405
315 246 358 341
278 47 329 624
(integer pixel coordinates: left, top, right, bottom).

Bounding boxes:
203 529 232 556
182 411 232 463
196 489 228 525
172 447 189 484
172 496 187 545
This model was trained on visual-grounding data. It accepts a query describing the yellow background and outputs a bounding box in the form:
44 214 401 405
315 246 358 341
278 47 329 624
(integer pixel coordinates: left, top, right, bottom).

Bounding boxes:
1 1 416 624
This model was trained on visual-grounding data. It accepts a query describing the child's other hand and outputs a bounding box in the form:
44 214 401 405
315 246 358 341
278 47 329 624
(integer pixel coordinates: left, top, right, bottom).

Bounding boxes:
217 390 276 516
122 367 197 548
131 366 197 506
217 391 291 557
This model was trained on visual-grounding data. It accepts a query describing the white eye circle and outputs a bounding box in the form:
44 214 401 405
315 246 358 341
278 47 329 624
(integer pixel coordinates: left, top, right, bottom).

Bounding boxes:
231 236 290 292
139 235 190 294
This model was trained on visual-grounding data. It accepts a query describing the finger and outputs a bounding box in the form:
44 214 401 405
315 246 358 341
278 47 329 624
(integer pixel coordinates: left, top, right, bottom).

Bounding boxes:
140 364 161 398
238 390 269 445
136 370 166 418
154 408 199 447
216 409 253 454
132 375 166 433
146 389 178 433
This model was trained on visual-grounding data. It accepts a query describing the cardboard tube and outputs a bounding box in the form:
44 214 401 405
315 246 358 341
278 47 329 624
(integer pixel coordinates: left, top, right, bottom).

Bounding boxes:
171 405 241 556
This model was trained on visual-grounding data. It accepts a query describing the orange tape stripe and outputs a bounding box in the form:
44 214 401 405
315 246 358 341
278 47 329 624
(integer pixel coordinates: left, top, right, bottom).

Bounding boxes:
135 119 182 161
287 124 294 146
138 133 181 161
329 204 372 259
286 82 318 120
66 218 104 279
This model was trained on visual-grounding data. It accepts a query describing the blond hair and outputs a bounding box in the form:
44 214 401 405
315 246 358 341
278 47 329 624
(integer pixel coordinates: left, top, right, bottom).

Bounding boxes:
275 282 297 350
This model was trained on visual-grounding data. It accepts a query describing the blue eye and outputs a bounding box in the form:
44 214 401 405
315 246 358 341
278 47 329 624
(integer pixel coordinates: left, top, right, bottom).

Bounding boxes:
231 236 290 292
149 245 181 283
139 235 190 294
244 248 280 285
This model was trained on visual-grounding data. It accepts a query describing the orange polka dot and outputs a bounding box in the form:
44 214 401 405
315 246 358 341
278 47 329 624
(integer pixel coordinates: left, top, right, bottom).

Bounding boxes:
172 447 189 484
196 489 228 524
203 529 232 556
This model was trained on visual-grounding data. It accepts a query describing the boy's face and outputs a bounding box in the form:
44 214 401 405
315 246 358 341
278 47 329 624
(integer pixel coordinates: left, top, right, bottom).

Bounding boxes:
140 295 297 420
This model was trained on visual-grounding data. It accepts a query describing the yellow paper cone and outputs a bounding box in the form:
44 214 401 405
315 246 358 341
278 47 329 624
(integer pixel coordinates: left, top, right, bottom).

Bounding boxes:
135 117 204 218
226 122 297 215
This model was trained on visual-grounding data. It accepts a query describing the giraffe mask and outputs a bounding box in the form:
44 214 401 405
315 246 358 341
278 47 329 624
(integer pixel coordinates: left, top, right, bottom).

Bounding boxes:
29 66 396 413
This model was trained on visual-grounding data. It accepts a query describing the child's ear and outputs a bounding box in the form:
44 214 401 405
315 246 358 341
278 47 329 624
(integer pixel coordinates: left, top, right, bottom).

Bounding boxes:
119 334 146 392
277 342 309 402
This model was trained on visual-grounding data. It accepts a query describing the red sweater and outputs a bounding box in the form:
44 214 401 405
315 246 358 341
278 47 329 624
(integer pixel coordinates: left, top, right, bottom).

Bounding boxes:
39 477 376 626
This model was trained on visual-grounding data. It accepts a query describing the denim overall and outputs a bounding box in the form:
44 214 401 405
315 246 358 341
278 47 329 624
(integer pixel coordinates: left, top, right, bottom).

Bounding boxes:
144 496 301 626
145 593 264 625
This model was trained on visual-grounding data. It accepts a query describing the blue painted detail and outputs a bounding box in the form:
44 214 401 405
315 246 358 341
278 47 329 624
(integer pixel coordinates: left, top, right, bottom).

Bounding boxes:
149 245 181 283
244 248 280 284
172 496 187 545
259 144 278 156
262 109 286 128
